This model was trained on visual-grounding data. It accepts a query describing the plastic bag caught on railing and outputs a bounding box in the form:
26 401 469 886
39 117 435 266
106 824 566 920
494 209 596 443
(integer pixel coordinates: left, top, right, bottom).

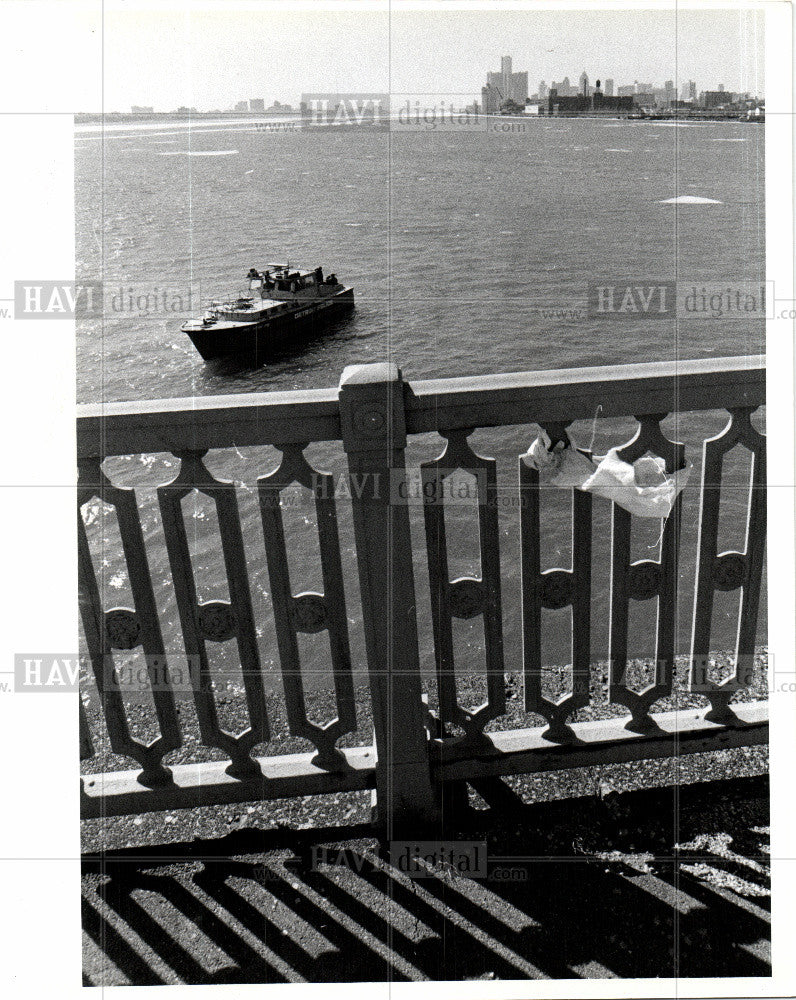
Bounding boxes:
523 431 595 486
522 430 691 519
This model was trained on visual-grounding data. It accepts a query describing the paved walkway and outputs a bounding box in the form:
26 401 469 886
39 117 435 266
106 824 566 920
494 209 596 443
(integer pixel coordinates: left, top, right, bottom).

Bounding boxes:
82 774 769 984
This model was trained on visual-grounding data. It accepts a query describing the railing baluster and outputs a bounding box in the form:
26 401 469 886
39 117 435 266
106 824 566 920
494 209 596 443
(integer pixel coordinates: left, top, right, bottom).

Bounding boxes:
691 407 766 721
521 423 593 741
111 465 182 758
422 454 456 724
79 696 94 760
421 428 505 747
78 457 180 784
258 443 356 771
158 449 269 776
608 415 684 731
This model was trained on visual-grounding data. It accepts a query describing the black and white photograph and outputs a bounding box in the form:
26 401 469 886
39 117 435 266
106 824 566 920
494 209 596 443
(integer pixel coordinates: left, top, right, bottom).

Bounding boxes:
0 1 794 996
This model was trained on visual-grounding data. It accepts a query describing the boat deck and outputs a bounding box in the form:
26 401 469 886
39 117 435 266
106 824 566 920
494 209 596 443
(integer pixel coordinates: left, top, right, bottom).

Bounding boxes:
183 286 354 333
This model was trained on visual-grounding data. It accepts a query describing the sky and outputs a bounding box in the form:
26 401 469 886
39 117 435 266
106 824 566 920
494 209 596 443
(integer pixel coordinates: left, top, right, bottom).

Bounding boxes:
64 3 766 111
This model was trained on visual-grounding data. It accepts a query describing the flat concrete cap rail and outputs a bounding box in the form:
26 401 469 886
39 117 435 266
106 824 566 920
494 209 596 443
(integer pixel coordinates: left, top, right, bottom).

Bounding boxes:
77 355 765 459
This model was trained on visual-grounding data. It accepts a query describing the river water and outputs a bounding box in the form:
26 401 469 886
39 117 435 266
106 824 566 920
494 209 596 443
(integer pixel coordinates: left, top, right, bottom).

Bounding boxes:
75 116 765 694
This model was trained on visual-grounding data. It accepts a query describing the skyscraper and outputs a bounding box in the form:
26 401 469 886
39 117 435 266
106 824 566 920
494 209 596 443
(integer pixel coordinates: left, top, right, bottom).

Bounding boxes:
579 70 589 96
484 55 528 106
481 83 501 114
604 78 614 97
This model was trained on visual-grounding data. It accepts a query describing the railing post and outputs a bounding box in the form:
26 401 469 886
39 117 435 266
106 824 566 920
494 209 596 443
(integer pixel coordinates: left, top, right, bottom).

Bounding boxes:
339 363 439 832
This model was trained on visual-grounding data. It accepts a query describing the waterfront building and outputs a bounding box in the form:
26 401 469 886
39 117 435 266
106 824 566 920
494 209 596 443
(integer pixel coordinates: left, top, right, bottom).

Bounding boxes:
498 97 525 114
617 84 635 97
701 90 728 108
249 98 265 111
653 83 676 107
634 92 656 107
485 55 528 105
481 82 501 114
130 105 154 114
548 85 633 116
550 76 574 97
234 101 248 112
512 71 529 103
681 80 697 101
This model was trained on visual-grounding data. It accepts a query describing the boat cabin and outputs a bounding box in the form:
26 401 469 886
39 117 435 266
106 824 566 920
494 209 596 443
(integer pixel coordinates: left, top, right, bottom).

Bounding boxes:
246 264 338 298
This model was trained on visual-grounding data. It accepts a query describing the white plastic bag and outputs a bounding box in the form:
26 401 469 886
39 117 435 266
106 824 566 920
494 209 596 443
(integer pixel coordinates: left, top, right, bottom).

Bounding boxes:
522 430 595 487
581 448 691 519
522 432 690 518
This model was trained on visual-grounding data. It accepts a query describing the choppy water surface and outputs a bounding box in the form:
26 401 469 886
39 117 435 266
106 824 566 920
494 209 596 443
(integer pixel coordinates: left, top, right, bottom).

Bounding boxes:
76 118 765 677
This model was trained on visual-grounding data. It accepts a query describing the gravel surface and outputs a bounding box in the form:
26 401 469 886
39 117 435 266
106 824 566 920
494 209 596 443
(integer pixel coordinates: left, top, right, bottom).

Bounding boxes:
81 649 768 853
82 774 770 984
81 651 770 984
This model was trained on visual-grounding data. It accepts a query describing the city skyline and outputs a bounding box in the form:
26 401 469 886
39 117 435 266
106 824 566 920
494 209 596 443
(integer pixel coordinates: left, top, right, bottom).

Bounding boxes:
155 67 757 117
201 71 751 117
130 68 761 117
66 5 764 113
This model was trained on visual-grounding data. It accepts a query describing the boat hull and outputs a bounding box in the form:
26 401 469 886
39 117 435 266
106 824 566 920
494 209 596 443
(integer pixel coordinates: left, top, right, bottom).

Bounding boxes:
183 286 354 361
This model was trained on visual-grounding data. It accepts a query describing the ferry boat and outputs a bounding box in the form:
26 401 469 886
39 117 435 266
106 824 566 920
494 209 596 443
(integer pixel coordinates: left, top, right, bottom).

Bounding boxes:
182 263 354 360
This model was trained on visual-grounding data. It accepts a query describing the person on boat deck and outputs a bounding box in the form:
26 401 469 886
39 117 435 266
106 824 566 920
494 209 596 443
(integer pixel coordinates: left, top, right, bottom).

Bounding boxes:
315 266 324 283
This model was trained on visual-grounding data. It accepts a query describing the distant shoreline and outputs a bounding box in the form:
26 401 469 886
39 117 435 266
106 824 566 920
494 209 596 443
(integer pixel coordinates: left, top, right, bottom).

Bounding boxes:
74 110 299 125
74 108 762 128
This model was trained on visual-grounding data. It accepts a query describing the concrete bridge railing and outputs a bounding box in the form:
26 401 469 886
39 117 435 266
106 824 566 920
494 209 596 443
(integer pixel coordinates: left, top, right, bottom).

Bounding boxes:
77 356 767 832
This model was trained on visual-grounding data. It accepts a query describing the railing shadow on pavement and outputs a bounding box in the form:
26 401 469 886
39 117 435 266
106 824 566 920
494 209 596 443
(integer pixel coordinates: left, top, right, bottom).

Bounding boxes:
82 774 770 985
